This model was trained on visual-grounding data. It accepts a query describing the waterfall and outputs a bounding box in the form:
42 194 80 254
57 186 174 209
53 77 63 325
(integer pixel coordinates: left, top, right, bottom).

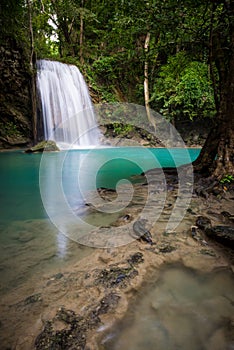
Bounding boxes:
36 59 100 149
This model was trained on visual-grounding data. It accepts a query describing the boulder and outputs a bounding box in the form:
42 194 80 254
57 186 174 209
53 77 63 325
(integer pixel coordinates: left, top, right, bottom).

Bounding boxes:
196 216 234 249
25 140 60 153
205 226 234 249
196 216 212 230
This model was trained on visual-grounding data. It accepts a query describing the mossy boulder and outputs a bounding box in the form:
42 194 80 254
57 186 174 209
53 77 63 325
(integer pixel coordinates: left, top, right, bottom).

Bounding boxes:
25 140 60 153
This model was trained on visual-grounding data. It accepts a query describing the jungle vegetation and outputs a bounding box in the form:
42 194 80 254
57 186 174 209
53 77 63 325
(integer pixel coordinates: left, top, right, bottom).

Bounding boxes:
0 0 233 177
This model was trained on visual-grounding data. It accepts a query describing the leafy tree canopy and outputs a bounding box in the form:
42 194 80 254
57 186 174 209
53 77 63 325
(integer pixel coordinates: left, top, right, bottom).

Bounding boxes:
151 52 216 121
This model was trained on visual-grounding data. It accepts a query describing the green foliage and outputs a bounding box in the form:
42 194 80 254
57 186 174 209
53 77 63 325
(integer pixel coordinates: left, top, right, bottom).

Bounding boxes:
0 121 23 138
92 56 118 81
32 0 59 58
29 0 220 110
1 0 224 119
112 123 134 136
151 52 216 121
0 0 28 44
220 175 234 184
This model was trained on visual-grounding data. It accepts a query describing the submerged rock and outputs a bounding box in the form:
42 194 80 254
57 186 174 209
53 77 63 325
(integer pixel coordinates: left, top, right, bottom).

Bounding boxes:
25 140 60 153
24 293 42 305
127 252 144 265
96 266 138 288
97 293 120 315
158 243 176 253
95 253 144 288
132 219 154 244
196 216 212 230
205 226 234 249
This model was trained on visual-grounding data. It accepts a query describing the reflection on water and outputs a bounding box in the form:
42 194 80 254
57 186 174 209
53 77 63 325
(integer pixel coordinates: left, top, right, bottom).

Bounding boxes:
102 265 234 350
57 230 68 258
0 151 91 297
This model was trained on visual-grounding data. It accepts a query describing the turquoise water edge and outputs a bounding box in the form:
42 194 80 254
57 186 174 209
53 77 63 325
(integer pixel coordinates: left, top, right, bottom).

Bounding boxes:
0 148 200 222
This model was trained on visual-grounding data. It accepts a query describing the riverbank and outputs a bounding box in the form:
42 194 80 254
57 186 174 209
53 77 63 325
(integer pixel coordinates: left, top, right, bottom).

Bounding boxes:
100 122 207 148
0 170 233 350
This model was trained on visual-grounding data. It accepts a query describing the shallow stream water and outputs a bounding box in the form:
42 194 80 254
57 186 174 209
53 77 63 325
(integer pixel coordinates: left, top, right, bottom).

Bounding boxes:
0 148 199 296
102 265 234 350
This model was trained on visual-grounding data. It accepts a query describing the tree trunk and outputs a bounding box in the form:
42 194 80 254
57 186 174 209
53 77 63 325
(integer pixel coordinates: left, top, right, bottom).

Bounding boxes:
193 121 234 177
193 80 234 177
51 0 75 57
193 0 234 178
208 2 219 110
144 32 156 132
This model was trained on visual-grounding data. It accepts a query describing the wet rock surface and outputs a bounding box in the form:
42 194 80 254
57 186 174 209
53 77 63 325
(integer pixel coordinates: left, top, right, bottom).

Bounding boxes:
196 216 234 249
33 259 139 350
0 171 233 349
35 293 120 350
95 252 144 289
0 42 33 149
101 119 211 148
101 123 164 147
205 226 234 249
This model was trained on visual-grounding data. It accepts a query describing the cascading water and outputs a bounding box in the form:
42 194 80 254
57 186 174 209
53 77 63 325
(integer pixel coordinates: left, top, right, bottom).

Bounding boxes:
36 59 100 149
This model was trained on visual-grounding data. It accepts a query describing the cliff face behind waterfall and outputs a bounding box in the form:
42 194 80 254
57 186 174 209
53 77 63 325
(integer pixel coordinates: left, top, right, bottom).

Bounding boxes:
0 38 33 149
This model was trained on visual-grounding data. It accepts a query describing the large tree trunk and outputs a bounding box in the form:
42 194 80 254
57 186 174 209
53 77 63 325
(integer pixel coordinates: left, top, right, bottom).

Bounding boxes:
193 119 234 177
193 56 234 176
144 32 156 132
193 0 234 178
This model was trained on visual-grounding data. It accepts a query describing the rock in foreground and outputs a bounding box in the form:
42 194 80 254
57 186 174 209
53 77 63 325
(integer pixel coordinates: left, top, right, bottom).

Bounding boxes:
205 225 234 249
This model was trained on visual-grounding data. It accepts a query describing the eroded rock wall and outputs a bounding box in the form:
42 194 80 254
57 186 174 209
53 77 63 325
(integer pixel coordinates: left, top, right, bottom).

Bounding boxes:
0 38 33 149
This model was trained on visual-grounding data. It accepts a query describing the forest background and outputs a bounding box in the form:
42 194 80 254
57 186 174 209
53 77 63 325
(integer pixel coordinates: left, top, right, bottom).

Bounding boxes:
0 0 233 176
